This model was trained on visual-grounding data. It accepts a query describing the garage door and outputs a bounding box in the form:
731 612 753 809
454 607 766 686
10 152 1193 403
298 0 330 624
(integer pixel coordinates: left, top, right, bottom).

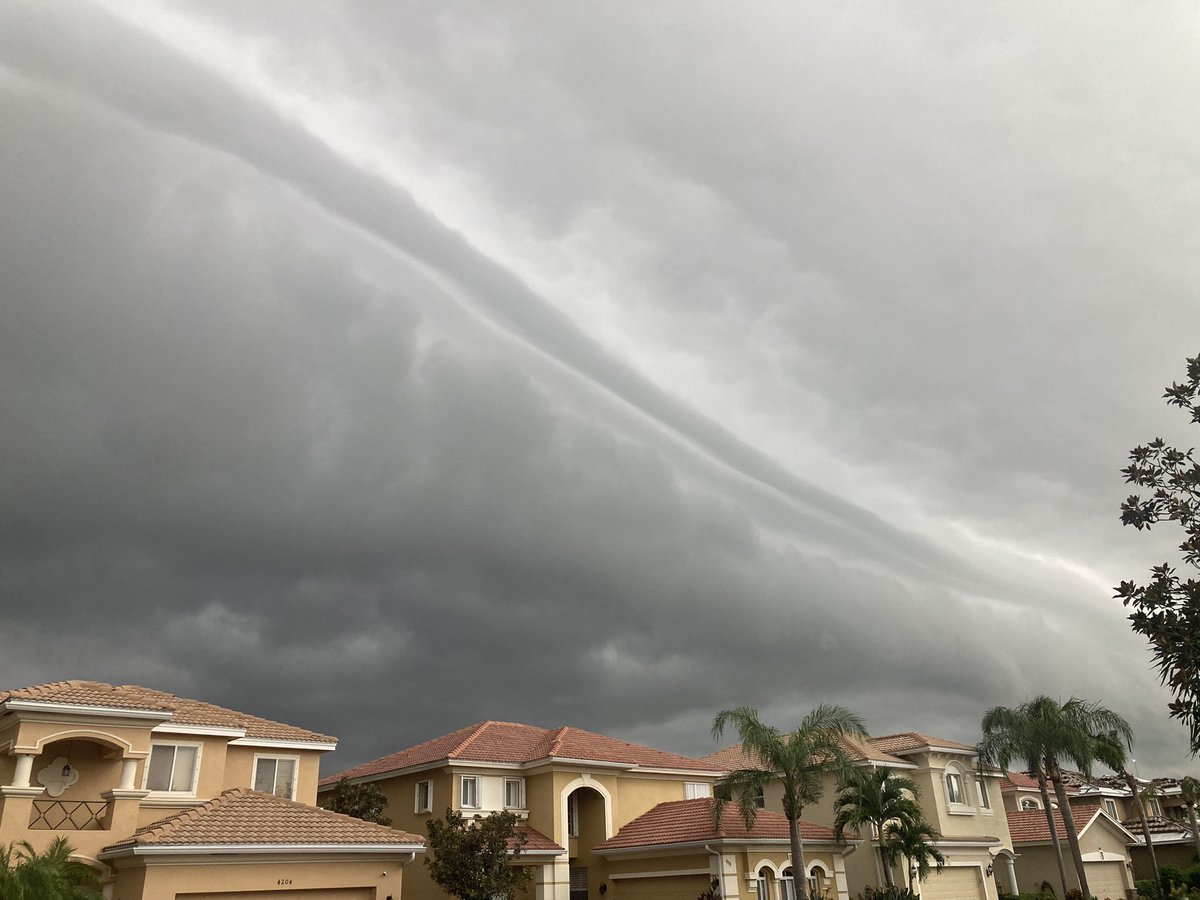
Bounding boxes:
178 891 373 900
919 865 985 900
614 874 710 900
1086 861 1129 900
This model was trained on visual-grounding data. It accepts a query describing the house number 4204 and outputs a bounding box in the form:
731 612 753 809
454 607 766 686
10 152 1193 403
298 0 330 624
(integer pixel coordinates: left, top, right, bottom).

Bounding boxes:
277 879 293 885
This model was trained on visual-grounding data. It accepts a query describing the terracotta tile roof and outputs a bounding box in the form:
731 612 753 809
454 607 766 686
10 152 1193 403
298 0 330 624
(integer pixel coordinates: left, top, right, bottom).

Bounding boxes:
1001 771 1041 791
323 721 718 785
1007 801 1104 843
1120 814 1196 837
595 799 838 851
700 734 907 772
103 788 422 851
0 680 335 745
514 825 565 853
870 733 977 755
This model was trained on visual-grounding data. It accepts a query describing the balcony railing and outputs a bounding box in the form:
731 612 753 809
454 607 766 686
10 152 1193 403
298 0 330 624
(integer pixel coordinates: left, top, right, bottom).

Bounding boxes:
29 799 109 831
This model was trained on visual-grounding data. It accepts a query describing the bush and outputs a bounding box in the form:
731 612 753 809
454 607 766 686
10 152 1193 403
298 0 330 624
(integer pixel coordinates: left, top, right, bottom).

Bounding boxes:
855 889 918 900
1138 877 1162 899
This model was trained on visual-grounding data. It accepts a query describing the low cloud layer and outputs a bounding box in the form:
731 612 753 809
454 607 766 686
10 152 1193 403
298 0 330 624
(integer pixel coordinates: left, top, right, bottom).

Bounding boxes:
2 1 1198 774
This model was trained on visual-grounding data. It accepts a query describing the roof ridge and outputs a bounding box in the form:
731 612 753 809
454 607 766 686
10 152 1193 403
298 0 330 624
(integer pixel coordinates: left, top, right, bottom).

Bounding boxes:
547 726 569 758
449 721 497 759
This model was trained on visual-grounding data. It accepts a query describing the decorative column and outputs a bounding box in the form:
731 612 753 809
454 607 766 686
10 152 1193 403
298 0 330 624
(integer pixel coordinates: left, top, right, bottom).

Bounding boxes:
102 756 149 834
1003 856 1017 896
1 753 45 835
10 753 36 789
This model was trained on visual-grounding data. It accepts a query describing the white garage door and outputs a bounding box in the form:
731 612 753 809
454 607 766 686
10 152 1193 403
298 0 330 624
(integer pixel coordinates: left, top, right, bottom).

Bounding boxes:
919 865 985 900
1086 861 1128 900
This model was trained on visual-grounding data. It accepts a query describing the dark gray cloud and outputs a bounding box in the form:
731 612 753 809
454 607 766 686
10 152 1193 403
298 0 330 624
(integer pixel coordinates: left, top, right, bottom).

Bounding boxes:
1 0 1198 776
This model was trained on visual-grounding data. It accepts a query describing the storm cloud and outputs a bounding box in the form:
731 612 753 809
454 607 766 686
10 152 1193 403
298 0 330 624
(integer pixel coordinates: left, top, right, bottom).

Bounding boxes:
2 0 1198 774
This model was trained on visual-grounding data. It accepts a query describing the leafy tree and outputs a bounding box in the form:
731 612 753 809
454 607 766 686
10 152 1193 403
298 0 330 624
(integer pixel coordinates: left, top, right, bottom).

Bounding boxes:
1179 775 1200 859
712 705 867 900
832 766 923 888
1117 353 1200 751
883 817 945 893
0 837 102 900
978 696 1132 900
326 776 391 826
425 809 531 900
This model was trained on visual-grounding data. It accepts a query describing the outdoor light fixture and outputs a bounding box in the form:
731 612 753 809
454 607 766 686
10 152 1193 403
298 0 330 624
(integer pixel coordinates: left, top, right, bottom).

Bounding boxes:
985 864 994 877
61 763 71 777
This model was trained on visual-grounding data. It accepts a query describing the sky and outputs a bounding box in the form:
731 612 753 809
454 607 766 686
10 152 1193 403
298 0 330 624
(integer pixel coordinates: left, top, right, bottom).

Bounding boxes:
2 1 1200 778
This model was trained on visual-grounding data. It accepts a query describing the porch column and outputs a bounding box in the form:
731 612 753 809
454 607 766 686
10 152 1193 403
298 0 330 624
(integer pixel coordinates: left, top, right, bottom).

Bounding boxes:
117 758 138 791
1003 856 1018 895
10 753 36 788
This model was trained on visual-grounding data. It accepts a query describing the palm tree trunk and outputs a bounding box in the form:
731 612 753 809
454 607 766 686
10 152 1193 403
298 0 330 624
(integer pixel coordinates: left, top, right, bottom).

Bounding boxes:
1036 770 1070 898
788 813 808 900
1125 774 1160 888
1189 802 1200 860
1047 758 1090 898
877 831 894 888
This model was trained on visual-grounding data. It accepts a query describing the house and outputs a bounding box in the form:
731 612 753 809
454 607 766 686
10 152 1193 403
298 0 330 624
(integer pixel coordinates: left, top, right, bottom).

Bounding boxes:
0 680 424 899
1065 772 1197 881
319 720 859 900
1005 801 1137 899
703 731 1015 900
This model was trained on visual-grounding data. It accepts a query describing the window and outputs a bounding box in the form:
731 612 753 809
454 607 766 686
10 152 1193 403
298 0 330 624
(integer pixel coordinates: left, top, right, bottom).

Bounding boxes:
505 777 525 809
781 867 795 900
570 866 588 900
253 756 297 799
976 777 991 809
684 782 712 799
757 868 771 899
755 785 766 809
945 771 965 805
460 775 480 809
1021 798 1040 810
567 791 580 836
145 744 199 794
1148 797 1162 817
415 780 433 813
1105 799 1118 818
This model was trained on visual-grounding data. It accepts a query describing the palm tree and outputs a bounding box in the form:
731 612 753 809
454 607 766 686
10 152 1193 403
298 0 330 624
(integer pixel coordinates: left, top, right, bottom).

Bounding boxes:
712 705 867 900
1093 730 1161 890
979 696 1132 900
884 817 945 893
0 837 102 900
832 766 923 888
1180 776 1200 859
979 706 1070 897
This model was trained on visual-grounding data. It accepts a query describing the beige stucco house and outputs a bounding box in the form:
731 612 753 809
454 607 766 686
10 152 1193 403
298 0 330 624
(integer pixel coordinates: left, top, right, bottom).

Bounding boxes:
0 680 424 899
1005 800 1137 899
319 721 858 900
703 731 1015 900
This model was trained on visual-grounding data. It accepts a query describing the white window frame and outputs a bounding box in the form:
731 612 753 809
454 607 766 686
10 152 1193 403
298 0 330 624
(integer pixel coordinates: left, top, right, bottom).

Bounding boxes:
780 868 796 900
945 769 966 807
1105 798 1118 818
415 779 433 813
143 742 202 796
754 785 766 809
567 791 580 837
252 754 299 800
460 774 480 809
976 776 991 810
1021 797 1040 810
684 782 712 800
756 868 771 899
504 777 526 810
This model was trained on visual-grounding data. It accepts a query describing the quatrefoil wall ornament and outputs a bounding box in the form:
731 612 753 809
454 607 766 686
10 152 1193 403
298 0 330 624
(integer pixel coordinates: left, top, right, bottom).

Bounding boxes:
36 756 79 797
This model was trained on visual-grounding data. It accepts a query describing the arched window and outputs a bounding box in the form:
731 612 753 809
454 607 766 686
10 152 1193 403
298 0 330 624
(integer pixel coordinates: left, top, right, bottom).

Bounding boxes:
780 867 795 900
806 863 828 898
944 764 967 806
757 867 772 900
1020 797 1040 810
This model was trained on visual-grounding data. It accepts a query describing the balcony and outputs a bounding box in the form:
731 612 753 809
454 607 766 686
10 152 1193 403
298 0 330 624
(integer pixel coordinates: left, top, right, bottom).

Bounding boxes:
29 798 110 831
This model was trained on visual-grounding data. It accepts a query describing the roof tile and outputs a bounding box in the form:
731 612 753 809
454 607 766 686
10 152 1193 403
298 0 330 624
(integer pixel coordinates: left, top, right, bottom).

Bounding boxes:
595 799 837 851
0 680 334 744
104 788 422 851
